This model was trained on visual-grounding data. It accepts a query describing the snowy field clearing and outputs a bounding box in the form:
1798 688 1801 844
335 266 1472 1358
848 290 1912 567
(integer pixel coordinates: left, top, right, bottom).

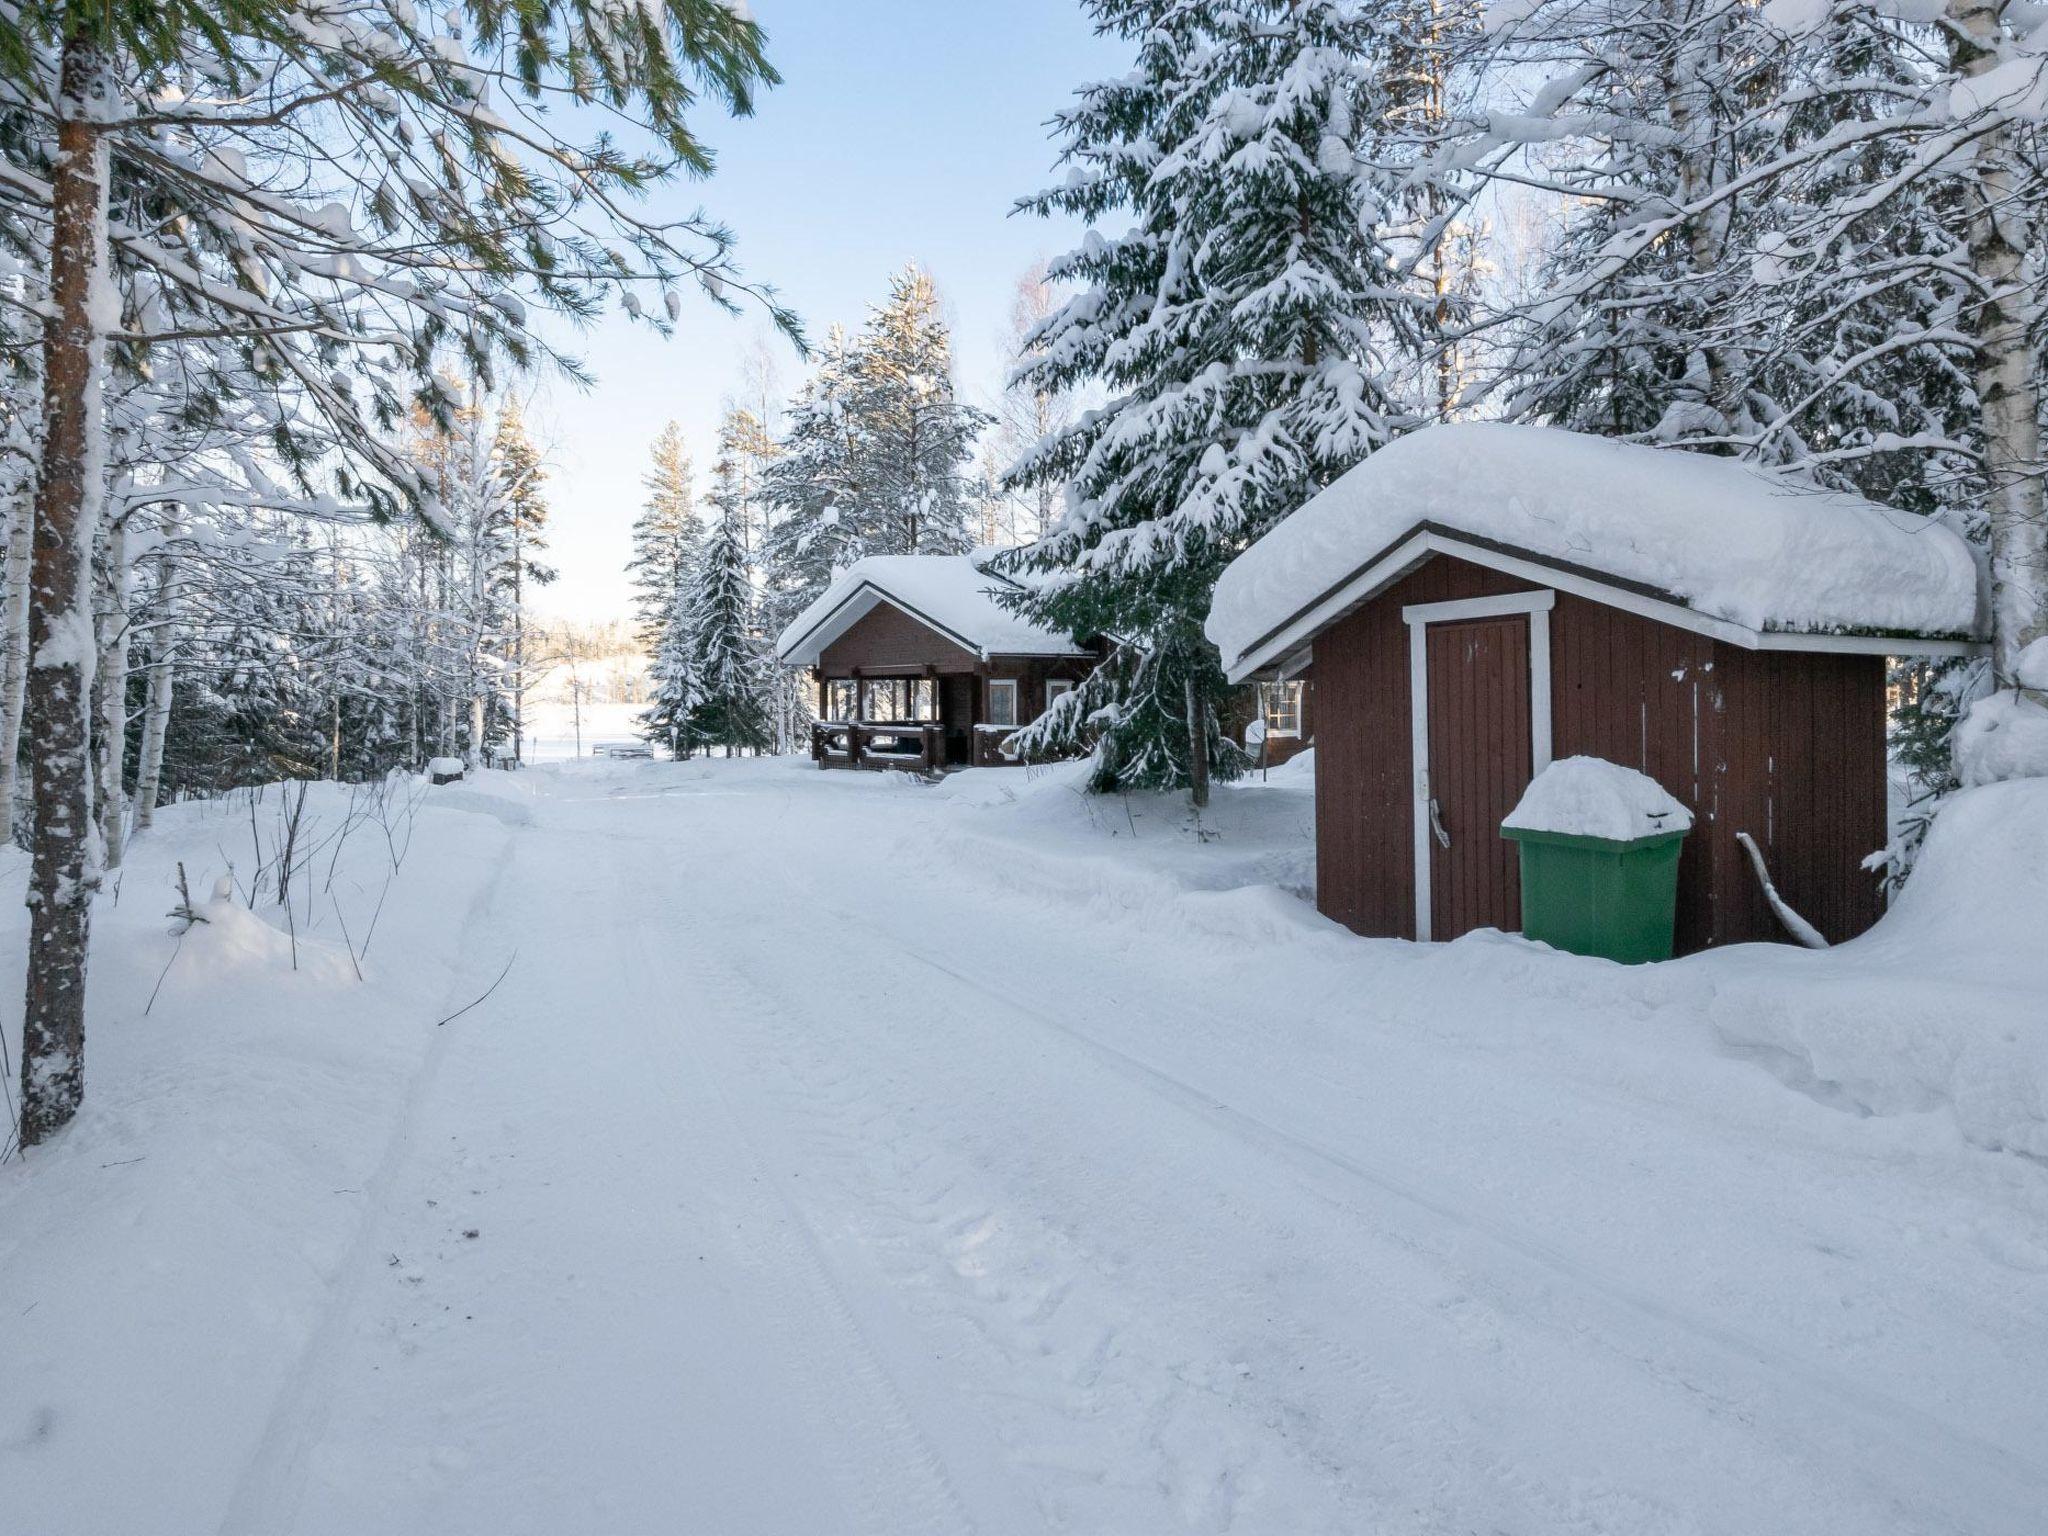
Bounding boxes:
1 756 2045 1535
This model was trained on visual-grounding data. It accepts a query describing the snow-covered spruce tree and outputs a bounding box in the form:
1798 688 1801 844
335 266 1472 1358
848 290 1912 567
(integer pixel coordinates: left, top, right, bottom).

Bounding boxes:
849 266 988 559
1 0 789 1147
492 400 555 763
641 573 700 759
687 439 774 756
628 421 702 655
760 325 868 633
996 0 1425 801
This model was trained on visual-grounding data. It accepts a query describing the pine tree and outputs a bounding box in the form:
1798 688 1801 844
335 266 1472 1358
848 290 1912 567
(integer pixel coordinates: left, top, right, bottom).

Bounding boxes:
997 0 1427 801
849 266 989 558
642 590 701 759
628 423 703 654
687 445 774 755
761 327 866 633
493 403 556 763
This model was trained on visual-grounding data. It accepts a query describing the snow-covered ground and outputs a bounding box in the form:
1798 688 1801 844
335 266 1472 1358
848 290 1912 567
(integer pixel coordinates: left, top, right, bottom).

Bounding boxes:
2 755 2044 1535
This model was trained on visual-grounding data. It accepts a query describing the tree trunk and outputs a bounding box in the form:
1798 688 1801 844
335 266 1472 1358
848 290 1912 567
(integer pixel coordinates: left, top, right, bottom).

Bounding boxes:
20 37 110 1148
132 608 176 836
94 514 129 869
1952 0 2046 676
0 489 34 844
1184 673 1210 810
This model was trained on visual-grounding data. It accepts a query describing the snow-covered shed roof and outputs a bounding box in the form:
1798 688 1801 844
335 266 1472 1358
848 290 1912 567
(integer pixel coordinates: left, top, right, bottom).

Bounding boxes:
775 555 1092 668
1208 423 1987 682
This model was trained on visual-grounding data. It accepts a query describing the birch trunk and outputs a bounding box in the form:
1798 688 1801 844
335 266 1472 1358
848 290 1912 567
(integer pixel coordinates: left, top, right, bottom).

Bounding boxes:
20 36 110 1148
131 549 180 836
1952 0 2046 676
94 515 129 869
0 490 33 843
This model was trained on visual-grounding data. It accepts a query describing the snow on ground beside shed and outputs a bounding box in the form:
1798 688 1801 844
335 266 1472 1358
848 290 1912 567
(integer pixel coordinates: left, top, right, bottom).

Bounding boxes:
2 755 2045 1535
1504 755 1693 840
1681 777 2048 1159
1206 422 1983 670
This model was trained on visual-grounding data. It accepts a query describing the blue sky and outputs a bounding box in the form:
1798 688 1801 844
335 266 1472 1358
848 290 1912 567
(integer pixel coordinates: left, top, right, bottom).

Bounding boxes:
527 1 1125 624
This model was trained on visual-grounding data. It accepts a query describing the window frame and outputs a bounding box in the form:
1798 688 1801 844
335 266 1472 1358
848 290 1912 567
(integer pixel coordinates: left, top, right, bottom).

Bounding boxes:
1259 680 1303 738
985 678 1019 729
1042 677 1075 715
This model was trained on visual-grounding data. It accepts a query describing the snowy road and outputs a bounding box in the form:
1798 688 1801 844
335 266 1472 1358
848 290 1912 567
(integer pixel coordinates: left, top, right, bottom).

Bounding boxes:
7 757 2047 1535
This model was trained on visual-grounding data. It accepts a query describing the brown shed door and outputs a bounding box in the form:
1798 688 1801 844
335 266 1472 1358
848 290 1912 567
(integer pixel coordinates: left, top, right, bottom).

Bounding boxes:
1423 616 1531 940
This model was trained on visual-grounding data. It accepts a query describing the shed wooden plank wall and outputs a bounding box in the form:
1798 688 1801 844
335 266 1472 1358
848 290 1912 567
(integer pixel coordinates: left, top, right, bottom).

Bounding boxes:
1312 552 1888 951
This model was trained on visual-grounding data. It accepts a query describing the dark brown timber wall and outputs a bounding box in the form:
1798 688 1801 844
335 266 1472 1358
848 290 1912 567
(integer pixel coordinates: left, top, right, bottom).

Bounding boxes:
817 603 981 676
1312 554 1886 951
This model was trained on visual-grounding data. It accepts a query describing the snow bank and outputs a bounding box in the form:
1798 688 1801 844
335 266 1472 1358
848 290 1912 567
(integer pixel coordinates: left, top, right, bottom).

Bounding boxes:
776 555 1086 665
1692 778 2048 1157
1954 690 2048 786
1503 756 1693 841
0 780 518 1536
1207 423 1983 671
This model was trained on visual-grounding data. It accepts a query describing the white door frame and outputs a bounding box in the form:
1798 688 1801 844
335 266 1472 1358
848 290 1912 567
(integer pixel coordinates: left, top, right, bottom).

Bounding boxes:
1402 590 1555 941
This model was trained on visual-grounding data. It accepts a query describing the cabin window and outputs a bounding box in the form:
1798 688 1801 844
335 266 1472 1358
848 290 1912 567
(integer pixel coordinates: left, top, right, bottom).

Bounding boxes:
986 678 1019 728
827 680 859 721
860 678 937 722
1260 680 1303 738
1043 677 1075 716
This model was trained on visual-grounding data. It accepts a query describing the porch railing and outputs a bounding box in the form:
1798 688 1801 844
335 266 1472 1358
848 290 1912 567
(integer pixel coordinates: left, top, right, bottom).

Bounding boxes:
811 719 944 774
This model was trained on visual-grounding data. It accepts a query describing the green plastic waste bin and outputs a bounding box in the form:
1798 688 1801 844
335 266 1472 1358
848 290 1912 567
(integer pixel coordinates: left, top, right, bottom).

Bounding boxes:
1500 824 1688 964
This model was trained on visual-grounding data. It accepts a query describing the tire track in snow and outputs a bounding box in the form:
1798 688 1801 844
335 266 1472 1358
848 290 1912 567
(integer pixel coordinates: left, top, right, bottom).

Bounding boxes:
616 838 998 1536
813 900 2048 1533
214 815 523 1536
664 875 1478 1532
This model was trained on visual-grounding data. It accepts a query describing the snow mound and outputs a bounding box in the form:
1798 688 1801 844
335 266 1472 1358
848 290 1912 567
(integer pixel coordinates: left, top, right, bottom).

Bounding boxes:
426 756 466 777
1954 690 2048 787
1207 423 1983 672
178 893 358 986
2014 636 2048 691
1503 756 1692 841
1696 778 2048 1157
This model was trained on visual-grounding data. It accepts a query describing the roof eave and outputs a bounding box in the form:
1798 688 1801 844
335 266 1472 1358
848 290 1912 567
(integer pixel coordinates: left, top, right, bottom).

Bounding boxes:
1223 525 1986 683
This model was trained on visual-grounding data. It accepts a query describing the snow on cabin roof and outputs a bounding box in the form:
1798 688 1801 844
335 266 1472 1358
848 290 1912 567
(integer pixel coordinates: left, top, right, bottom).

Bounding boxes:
775 554 1091 667
1207 423 1986 680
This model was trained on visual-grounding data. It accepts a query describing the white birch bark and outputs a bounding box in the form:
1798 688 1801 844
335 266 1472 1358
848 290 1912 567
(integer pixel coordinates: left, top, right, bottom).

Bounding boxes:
130 542 180 835
0 490 33 842
1950 0 2046 677
94 513 129 868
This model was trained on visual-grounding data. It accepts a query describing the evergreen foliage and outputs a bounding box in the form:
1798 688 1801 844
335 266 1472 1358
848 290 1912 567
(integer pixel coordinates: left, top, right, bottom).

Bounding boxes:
761 268 988 633
995 0 1431 794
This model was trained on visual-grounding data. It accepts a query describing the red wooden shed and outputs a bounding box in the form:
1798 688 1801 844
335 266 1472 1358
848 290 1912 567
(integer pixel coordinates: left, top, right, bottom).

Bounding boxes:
1207 425 1986 953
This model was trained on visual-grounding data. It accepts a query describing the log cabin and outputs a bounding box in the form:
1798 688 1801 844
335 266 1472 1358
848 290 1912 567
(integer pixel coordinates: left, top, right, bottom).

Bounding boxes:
776 555 1101 772
1207 424 1987 953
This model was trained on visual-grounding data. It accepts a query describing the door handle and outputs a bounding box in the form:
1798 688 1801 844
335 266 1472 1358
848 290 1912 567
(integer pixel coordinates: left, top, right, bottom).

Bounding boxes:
1428 797 1451 849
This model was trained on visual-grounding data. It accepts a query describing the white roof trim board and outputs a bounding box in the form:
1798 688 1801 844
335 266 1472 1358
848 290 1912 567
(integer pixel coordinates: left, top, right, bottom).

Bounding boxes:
775 555 1091 668
1207 423 1988 683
